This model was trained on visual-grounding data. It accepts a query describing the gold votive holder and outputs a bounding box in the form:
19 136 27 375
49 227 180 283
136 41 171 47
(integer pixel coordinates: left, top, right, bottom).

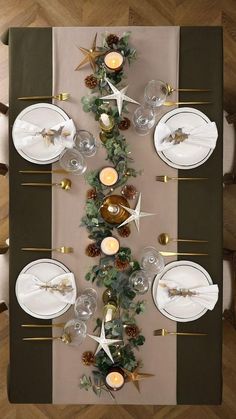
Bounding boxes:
99 114 115 132
104 51 124 72
105 367 125 391
100 195 130 225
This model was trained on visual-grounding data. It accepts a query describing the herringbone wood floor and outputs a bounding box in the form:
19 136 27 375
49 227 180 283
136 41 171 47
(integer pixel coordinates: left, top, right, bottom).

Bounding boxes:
0 0 236 417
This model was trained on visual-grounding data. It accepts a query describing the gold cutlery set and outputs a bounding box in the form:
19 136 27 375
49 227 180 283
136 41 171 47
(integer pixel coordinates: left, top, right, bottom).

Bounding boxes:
158 232 208 256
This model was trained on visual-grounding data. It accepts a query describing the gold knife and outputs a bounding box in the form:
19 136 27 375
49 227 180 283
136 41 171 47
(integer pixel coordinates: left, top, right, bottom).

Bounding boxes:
21 324 65 328
163 101 212 107
159 251 208 256
19 170 67 174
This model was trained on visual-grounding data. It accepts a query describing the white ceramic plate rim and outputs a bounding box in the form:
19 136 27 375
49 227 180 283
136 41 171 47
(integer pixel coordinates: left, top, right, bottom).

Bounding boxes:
15 258 73 319
152 260 213 322
12 103 69 165
154 107 213 170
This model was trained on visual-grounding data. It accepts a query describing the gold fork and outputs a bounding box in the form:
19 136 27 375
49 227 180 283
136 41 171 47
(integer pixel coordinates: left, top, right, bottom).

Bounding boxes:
21 246 73 254
153 328 207 336
163 101 212 107
166 84 211 95
18 93 70 101
156 175 208 183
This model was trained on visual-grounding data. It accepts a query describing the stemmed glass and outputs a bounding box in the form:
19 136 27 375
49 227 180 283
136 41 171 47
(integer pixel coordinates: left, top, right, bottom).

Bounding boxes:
74 130 97 157
59 148 87 175
144 80 168 110
129 270 150 295
140 246 165 275
74 288 98 321
133 106 155 136
63 318 87 346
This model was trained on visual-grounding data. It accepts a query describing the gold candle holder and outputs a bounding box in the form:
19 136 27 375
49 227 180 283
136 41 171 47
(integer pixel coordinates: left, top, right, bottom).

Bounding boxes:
99 113 115 132
100 195 130 225
104 51 124 72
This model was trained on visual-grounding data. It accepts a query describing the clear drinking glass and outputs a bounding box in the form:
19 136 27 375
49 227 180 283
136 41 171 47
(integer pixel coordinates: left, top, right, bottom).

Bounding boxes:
59 148 87 175
133 106 155 136
144 80 168 109
63 318 87 346
74 130 97 157
140 246 165 275
74 288 98 320
129 270 150 294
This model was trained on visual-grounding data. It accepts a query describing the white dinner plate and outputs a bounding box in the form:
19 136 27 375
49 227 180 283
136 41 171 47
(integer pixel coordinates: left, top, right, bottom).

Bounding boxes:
154 107 213 169
12 103 71 164
152 260 213 322
16 258 76 319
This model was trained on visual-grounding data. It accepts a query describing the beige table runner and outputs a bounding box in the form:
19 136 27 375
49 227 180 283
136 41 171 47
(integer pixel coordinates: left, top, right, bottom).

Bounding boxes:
51 26 179 404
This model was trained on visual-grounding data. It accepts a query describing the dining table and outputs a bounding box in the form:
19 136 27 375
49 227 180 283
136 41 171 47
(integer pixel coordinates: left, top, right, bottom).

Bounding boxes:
3 25 223 404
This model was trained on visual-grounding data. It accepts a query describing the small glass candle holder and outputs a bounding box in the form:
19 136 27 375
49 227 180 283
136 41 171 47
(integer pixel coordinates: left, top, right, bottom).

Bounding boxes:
99 166 118 187
101 236 120 256
99 113 115 132
104 51 124 72
133 105 155 136
105 367 125 391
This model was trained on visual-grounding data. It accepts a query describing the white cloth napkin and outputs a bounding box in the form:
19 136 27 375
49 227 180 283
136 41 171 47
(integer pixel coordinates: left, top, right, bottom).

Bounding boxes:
13 118 76 150
18 272 76 311
157 278 219 311
156 122 218 151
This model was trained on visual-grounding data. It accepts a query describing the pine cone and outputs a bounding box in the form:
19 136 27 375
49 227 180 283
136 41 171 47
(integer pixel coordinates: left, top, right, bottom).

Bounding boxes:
118 117 131 130
117 225 131 238
121 184 137 200
125 324 140 338
85 74 98 89
82 351 95 366
86 243 101 257
106 34 119 48
86 188 97 200
114 256 130 271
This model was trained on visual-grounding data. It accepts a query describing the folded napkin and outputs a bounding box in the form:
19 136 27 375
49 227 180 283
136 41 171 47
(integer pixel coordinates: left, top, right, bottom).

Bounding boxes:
18 272 76 312
156 122 218 151
157 278 219 311
13 118 76 150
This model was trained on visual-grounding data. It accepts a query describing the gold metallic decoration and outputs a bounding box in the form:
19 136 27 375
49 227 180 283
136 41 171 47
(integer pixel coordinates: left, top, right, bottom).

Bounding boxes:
121 367 155 392
100 195 130 225
75 33 105 72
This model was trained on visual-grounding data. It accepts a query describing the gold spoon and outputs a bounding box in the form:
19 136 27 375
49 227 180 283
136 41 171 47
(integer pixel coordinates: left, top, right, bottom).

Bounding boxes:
21 178 71 190
158 233 208 245
166 84 211 95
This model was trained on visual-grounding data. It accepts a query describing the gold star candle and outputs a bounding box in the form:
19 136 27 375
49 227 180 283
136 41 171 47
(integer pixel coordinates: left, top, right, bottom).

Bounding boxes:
99 166 118 186
105 368 125 391
101 236 120 256
104 51 124 72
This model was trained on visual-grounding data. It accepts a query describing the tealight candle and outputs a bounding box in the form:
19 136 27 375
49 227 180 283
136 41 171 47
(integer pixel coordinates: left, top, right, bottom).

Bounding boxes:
101 236 120 256
104 51 124 72
99 113 115 132
105 368 125 391
99 166 118 186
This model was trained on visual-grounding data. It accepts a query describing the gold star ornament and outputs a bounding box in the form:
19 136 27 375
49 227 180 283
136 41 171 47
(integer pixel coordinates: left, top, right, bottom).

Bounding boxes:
75 33 105 72
121 367 155 392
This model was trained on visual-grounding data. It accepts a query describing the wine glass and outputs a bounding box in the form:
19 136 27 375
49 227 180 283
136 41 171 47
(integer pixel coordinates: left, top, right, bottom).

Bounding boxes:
63 318 87 346
59 148 87 174
129 270 150 294
144 80 168 109
74 130 97 157
132 106 155 136
140 246 165 275
74 288 98 320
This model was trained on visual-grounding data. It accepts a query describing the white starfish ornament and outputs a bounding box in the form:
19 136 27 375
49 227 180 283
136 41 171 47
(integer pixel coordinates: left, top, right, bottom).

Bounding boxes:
118 193 155 232
87 321 122 363
101 78 140 115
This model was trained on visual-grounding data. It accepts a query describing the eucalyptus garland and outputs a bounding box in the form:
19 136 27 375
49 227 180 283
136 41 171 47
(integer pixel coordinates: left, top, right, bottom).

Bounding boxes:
80 32 146 395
